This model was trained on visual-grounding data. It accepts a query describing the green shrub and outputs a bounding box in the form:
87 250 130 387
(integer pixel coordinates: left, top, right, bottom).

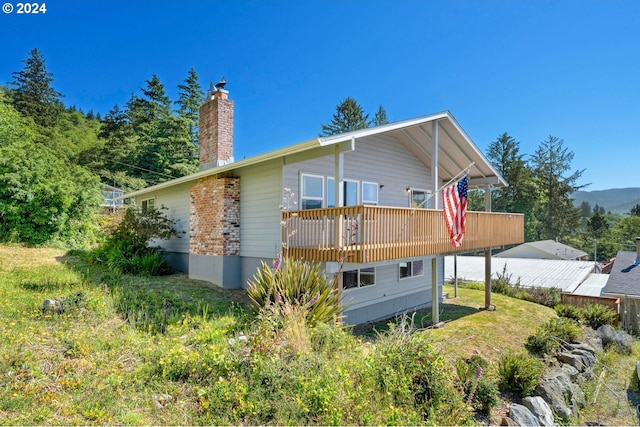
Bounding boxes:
247 256 344 327
581 303 618 329
555 303 584 322
526 317 581 355
497 352 545 397
86 206 179 276
455 355 499 415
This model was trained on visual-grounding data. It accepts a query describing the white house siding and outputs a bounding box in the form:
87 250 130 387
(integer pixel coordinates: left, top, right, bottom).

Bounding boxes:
283 134 434 208
237 160 284 287
341 256 444 325
138 182 191 271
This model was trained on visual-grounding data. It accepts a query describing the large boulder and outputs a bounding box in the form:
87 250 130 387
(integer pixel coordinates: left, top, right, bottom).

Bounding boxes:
522 396 556 426
509 403 540 426
596 324 633 354
534 369 584 420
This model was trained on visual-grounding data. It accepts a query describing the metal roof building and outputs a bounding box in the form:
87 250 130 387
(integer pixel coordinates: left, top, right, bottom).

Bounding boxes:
445 256 599 293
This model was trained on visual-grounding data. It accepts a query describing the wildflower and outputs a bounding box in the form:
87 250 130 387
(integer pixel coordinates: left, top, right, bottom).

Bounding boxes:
476 364 483 378
275 293 282 305
273 252 282 271
308 291 320 307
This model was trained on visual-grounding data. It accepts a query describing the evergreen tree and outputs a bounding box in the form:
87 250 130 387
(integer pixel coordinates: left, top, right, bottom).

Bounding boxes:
630 204 640 217
10 48 63 127
371 105 389 126
587 212 609 239
529 135 586 240
176 67 204 147
320 97 369 136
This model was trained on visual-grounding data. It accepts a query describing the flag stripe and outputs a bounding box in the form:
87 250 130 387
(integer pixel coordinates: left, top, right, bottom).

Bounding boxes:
442 175 468 248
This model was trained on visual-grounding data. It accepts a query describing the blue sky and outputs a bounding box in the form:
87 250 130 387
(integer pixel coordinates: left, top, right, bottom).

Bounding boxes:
1 0 638 191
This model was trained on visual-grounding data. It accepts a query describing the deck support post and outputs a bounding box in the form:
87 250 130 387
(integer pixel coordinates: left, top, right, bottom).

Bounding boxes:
334 144 345 253
431 121 439 209
431 257 439 324
484 183 492 309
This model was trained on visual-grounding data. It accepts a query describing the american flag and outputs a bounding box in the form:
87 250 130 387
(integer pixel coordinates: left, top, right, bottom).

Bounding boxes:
442 175 468 248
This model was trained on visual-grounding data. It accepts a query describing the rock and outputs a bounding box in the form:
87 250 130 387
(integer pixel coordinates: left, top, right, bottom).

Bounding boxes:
501 416 518 426
509 403 540 426
43 298 63 314
596 325 616 347
559 363 580 382
151 393 173 409
612 331 634 354
557 352 587 372
535 372 573 420
565 342 596 355
523 396 555 426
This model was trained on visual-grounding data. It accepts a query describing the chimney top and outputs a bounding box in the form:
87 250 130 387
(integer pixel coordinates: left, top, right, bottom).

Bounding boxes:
207 77 228 100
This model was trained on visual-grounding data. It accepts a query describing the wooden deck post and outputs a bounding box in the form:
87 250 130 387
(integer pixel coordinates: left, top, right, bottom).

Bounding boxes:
484 183 492 309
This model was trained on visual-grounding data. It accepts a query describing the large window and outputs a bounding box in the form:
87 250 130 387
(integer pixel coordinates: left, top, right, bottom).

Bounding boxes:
301 174 324 209
343 267 376 290
399 260 424 279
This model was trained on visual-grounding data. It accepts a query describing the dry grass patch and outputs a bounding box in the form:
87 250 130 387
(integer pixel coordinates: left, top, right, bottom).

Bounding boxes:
0 245 67 270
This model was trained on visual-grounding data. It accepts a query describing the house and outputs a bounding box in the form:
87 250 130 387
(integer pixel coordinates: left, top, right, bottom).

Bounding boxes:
602 238 640 309
119 83 524 325
101 184 124 214
495 240 588 261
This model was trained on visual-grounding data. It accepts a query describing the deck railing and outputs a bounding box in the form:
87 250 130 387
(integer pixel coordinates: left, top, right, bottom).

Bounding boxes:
282 206 524 263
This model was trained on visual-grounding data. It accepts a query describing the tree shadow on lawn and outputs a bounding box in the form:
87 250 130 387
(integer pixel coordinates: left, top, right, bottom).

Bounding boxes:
352 298 480 339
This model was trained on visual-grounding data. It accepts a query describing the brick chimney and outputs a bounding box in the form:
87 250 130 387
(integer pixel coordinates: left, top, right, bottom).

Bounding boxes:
199 78 234 170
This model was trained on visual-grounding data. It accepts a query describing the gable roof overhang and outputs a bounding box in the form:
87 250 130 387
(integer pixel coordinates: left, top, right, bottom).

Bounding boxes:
117 110 506 201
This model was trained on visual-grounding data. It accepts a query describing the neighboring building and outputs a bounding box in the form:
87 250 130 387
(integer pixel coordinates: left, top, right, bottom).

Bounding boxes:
495 240 588 261
602 238 640 308
119 83 524 325
445 256 599 293
101 184 124 214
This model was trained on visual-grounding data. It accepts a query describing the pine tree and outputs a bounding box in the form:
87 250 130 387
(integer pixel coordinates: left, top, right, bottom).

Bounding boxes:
371 105 389 126
10 48 63 127
529 135 586 240
320 97 369 136
176 67 204 147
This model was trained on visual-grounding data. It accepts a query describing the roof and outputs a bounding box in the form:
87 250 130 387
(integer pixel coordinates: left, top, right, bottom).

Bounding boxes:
571 274 610 297
602 251 640 296
495 240 588 260
118 110 507 200
444 255 598 293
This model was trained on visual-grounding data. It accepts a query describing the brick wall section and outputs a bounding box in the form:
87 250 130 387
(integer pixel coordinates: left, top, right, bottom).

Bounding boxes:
190 176 240 256
199 92 234 167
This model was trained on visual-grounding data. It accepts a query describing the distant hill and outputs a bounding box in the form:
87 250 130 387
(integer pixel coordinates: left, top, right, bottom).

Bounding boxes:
572 187 640 214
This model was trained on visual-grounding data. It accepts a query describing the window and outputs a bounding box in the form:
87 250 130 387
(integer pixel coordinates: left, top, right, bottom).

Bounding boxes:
399 260 424 279
409 189 432 209
362 181 378 205
141 198 155 213
343 267 376 289
327 178 359 207
301 174 324 209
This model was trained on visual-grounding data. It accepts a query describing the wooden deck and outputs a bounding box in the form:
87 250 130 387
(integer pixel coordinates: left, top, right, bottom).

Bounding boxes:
282 206 524 263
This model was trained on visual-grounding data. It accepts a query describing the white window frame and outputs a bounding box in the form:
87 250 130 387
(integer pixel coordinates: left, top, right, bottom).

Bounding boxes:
362 181 379 205
327 177 360 207
399 260 425 280
343 267 376 290
300 173 324 210
408 188 432 209
141 197 156 213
